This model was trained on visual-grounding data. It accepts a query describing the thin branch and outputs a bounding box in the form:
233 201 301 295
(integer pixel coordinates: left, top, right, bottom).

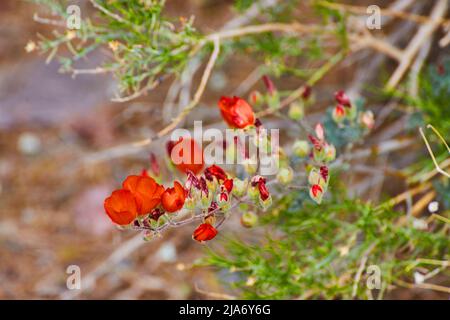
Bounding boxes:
419 126 450 178
33 13 66 27
387 0 448 89
317 0 450 27
205 22 321 41
88 0 129 24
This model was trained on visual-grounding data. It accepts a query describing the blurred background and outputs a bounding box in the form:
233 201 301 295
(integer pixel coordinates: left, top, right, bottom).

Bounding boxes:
0 0 448 299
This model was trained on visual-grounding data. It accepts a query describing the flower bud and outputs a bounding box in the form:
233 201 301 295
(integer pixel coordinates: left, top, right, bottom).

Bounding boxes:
200 191 213 209
308 168 323 185
276 166 294 185
346 104 358 120
267 92 280 109
313 147 326 162
288 102 304 121
206 178 217 194
217 192 231 211
292 140 310 158
259 194 272 211
218 96 255 129
192 223 218 242
309 184 324 204
332 104 346 123
241 211 258 228
248 90 264 108
323 144 336 162
248 185 260 201
242 157 258 175
232 177 248 198
359 110 375 130
334 90 351 107
184 196 197 210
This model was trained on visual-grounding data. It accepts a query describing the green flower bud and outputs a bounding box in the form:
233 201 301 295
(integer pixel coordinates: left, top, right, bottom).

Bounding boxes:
288 102 304 121
346 104 358 120
184 196 197 210
292 140 310 158
232 178 248 198
240 211 258 228
267 92 280 109
313 147 326 162
248 185 260 201
248 90 264 108
277 166 294 185
200 191 213 209
308 168 322 185
259 194 272 211
323 144 336 162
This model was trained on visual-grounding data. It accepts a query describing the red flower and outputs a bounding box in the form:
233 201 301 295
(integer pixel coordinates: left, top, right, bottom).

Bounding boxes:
205 165 227 181
334 90 351 107
150 208 165 221
218 96 255 129
320 166 328 182
302 85 312 100
167 137 204 175
262 75 276 95
311 184 323 197
219 192 228 202
122 175 165 215
192 223 218 242
258 179 270 201
104 189 138 225
335 105 345 116
222 178 233 193
162 181 186 213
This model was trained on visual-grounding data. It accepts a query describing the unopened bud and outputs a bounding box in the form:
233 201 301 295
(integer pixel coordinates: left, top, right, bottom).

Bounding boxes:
259 194 272 211
359 110 375 130
309 184 324 204
232 177 248 198
332 105 346 123
288 102 304 121
323 144 336 162
248 185 260 201
267 92 280 109
277 166 294 185
292 140 310 158
346 104 358 120
241 211 258 228
248 90 264 108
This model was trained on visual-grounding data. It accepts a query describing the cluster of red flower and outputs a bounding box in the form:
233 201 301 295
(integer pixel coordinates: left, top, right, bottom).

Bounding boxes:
104 96 258 242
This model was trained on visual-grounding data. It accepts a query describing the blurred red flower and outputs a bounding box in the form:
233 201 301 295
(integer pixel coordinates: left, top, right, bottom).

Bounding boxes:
167 137 204 175
218 96 255 129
